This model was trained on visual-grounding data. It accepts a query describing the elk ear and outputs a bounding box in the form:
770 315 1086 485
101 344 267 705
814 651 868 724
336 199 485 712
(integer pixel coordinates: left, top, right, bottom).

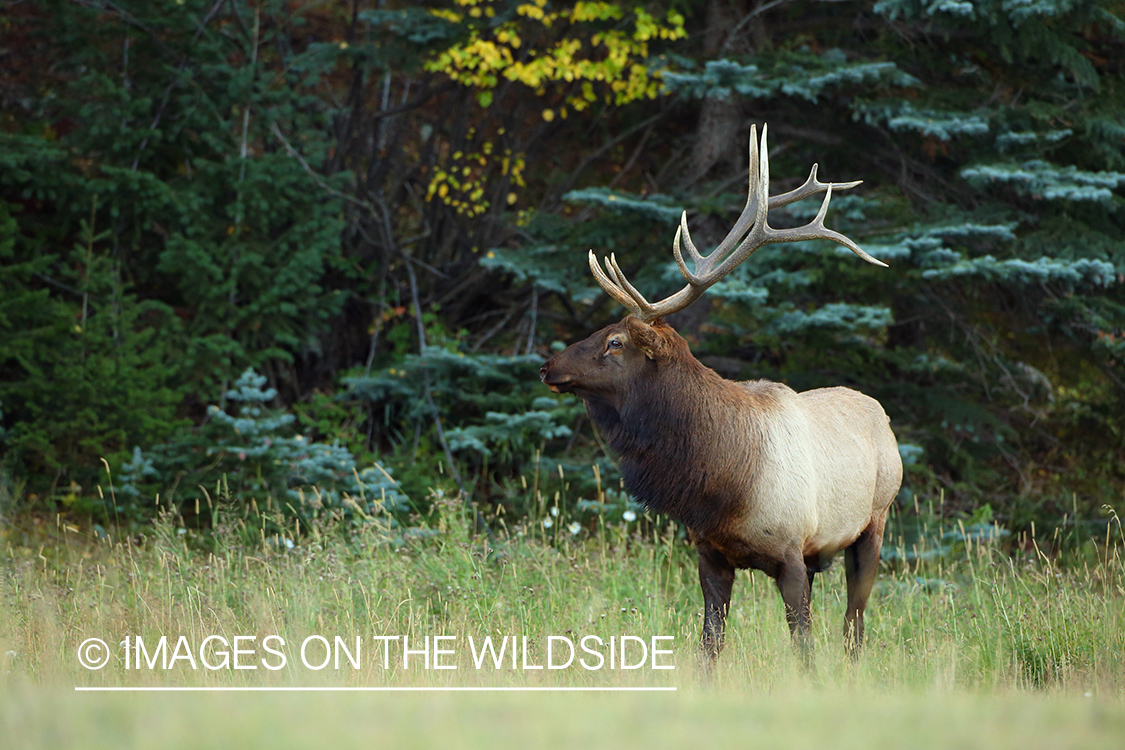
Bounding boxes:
624 317 667 360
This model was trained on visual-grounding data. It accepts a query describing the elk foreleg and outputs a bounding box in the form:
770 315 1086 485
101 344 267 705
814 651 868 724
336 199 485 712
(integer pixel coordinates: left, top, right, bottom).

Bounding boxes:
776 551 813 665
843 514 887 659
696 542 735 670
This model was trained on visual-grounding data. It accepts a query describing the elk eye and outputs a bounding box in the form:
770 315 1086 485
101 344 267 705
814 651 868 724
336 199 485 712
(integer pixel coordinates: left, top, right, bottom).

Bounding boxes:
608 339 623 350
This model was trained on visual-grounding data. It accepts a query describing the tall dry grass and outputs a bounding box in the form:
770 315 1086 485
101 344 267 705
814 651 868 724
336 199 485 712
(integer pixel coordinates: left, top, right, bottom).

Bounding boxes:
2 492 1123 747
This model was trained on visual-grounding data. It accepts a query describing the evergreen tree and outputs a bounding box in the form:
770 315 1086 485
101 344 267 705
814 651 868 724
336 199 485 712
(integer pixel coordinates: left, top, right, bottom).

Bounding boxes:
1 0 1120 529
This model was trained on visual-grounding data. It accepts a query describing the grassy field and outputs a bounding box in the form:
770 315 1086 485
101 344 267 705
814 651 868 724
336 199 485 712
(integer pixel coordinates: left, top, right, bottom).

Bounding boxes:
2 494 1123 748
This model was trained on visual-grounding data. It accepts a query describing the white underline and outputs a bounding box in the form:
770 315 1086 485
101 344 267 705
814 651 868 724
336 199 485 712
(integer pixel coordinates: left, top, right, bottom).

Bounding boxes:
75 686 677 693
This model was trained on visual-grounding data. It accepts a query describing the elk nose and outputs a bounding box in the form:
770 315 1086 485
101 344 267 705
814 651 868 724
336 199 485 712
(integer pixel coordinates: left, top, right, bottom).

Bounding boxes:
539 364 549 382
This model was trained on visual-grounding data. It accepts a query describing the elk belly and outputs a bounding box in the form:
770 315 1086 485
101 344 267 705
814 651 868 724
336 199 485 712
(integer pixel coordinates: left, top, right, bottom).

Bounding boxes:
726 453 821 562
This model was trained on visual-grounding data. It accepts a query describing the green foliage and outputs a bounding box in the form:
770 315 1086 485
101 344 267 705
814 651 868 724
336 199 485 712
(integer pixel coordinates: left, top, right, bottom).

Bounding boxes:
120 368 407 525
919 255 1116 285
156 152 348 382
663 49 920 101
0 193 186 500
344 329 585 507
856 101 991 141
445 401 577 458
2 0 1123 535
0 0 352 495
482 187 685 311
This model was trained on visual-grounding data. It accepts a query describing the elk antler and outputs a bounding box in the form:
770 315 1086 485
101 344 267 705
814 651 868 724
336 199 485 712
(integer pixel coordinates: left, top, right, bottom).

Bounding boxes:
589 124 886 322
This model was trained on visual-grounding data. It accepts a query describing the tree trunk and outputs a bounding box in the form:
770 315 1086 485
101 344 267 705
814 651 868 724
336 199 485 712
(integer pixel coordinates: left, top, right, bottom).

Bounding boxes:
685 0 763 186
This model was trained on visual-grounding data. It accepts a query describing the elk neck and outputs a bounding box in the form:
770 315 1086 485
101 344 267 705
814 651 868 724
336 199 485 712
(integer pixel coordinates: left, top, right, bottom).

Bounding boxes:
581 346 771 537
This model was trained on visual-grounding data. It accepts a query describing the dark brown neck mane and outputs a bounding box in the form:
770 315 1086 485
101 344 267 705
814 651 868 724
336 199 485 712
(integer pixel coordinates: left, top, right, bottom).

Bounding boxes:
581 345 762 536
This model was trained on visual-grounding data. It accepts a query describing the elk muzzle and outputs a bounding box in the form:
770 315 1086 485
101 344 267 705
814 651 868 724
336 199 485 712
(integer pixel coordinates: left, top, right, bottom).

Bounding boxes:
539 360 566 393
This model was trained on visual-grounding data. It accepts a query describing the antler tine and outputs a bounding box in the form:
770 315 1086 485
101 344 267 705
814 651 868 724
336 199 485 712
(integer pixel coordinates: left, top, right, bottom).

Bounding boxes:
777 184 888 267
588 250 642 317
601 254 624 287
606 253 656 312
671 222 694 285
676 210 704 266
588 251 676 319
768 163 862 210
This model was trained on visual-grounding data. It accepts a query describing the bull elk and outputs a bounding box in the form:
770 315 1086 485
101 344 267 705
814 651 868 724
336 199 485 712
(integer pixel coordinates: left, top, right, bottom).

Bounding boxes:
539 125 903 667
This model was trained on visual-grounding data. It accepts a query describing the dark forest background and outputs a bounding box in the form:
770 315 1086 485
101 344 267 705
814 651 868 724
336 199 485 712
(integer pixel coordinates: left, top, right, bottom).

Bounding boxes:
1 0 1122 539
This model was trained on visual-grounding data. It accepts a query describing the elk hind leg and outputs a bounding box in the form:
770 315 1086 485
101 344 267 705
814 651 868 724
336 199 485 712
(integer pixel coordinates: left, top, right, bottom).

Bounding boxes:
843 514 887 659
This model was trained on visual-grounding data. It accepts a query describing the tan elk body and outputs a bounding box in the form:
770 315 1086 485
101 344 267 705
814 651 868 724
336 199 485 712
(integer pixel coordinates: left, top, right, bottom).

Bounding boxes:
540 126 903 665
